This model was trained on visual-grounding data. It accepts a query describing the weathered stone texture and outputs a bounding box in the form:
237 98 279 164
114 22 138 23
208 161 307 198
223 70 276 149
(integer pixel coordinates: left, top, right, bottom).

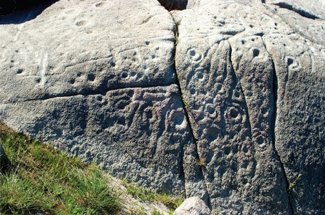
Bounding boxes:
173 0 325 214
0 0 324 214
0 0 206 197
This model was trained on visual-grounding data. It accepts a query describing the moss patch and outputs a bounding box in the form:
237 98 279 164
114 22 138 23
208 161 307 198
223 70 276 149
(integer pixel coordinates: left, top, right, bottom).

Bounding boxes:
122 180 183 211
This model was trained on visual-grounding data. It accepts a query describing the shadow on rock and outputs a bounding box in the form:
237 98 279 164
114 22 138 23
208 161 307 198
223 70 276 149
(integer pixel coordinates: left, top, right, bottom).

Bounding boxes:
0 0 57 24
157 0 188 11
0 144 11 174
0 122 14 174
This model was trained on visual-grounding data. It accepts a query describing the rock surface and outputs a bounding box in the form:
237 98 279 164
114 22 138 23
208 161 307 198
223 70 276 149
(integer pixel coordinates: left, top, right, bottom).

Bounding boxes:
174 197 210 215
173 0 325 214
0 0 324 214
0 0 207 199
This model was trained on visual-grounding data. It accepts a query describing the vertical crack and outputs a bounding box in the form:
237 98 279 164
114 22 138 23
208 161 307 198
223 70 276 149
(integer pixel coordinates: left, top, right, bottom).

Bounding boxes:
261 37 294 215
169 13 211 206
228 43 254 138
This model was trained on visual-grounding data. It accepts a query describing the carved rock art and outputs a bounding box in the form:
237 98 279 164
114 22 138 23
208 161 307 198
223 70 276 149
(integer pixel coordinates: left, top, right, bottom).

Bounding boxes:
0 0 324 214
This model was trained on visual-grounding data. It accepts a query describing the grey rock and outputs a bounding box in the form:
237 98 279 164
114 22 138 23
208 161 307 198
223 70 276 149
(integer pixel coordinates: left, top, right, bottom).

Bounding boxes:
0 144 10 174
0 0 176 103
0 0 324 214
174 197 210 215
174 0 325 214
0 0 206 198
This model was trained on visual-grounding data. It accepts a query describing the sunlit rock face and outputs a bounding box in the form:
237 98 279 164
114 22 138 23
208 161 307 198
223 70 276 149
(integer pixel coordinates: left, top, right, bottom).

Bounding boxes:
0 0 207 201
0 0 324 214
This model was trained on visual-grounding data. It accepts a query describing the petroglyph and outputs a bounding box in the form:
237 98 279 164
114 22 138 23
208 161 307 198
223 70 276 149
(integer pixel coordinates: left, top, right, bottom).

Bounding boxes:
0 0 324 214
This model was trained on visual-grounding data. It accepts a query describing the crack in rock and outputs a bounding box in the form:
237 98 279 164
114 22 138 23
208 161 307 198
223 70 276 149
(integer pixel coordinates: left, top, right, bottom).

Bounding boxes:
169 9 212 206
1 0 324 213
261 36 294 215
273 2 320 20
20 83 175 103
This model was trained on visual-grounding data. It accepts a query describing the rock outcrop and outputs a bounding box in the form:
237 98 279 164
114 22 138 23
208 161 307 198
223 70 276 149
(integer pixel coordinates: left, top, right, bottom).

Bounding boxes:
0 0 324 214
174 197 210 215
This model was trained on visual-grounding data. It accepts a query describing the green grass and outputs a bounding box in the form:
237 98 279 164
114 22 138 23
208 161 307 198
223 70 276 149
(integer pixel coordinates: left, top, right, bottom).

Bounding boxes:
151 209 163 215
122 180 183 211
154 194 183 211
0 126 121 215
288 173 303 192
